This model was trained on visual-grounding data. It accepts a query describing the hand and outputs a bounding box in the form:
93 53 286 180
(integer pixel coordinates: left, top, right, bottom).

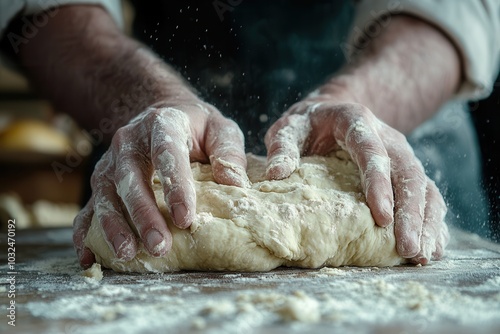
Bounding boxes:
73 102 249 268
265 94 450 264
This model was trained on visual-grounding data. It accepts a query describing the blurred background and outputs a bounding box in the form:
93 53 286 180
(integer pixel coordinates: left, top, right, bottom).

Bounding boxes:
0 1 134 232
470 75 500 241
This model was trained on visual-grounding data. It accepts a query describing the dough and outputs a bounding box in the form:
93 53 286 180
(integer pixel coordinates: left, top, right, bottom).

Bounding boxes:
82 263 103 281
85 151 405 272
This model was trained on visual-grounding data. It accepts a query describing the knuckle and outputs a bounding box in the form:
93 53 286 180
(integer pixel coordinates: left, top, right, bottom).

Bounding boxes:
100 214 125 239
390 130 407 144
396 210 423 231
112 126 130 147
265 119 284 144
152 147 181 172
73 201 93 227
210 117 245 144
145 108 172 128
146 108 164 120
90 170 101 187
158 107 190 127
224 119 245 141
337 102 373 122
395 163 426 184
427 180 447 207
287 101 304 114
151 108 192 148
129 202 155 225
351 102 372 117
90 171 113 195
73 213 86 230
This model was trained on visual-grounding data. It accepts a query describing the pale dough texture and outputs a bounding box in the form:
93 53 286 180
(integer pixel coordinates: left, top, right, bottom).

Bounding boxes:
85 151 405 272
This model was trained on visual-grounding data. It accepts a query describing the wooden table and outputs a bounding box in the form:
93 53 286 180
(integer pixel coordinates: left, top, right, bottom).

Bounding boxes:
1 227 499 333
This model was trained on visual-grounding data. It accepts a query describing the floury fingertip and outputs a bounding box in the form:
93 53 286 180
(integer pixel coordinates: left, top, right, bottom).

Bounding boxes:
265 155 297 180
146 229 167 256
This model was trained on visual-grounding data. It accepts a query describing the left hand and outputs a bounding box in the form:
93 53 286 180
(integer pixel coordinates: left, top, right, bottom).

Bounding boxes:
73 102 249 268
265 93 450 264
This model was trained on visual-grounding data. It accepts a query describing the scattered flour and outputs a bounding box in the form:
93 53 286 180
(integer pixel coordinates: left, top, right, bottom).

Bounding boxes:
2 234 500 334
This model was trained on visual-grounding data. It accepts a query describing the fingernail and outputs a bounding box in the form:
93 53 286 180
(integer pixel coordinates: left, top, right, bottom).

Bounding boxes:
399 232 420 258
172 203 189 228
421 241 432 261
237 176 252 189
80 248 94 268
407 232 420 257
146 229 167 256
112 233 127 257
266 155 295 180
233 169 251 188
381 198 393 225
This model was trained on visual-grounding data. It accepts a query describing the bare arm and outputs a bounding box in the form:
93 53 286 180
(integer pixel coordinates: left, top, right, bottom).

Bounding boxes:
17 5 197 142
322 15 462 134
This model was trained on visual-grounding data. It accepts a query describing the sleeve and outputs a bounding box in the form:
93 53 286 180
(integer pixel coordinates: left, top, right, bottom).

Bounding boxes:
350 0 500 100
0 0 123 39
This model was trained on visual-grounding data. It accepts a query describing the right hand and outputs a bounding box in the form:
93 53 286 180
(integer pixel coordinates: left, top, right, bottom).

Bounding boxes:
73 102 249 268
265 95 450 265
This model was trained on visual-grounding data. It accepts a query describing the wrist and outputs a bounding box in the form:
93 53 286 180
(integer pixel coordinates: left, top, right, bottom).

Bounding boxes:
314 75 364 105
316 16 461 133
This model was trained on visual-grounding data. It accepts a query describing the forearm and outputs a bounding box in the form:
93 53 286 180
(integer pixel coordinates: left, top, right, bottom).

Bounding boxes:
16 5 198 142
320 15 462 134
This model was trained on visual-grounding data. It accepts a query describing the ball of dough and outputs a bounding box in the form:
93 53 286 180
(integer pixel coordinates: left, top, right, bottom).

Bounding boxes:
85 152 405 272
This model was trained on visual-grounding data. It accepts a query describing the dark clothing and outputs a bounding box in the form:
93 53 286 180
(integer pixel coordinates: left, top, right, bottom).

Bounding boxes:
131 0 354 153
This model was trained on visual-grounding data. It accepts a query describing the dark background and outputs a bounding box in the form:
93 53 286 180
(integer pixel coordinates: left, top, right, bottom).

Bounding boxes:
471 74 500 241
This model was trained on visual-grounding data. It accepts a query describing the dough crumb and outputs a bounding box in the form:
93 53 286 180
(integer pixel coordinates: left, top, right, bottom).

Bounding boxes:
191 316 206 330
317 267 348 276
82 263 103 281
277 290 320 323
200 300 236 317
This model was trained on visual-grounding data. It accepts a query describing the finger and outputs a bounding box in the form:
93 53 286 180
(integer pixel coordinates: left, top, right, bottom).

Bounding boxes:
93 153 138 261
115 148 172 257
330 105 394 227
434 222 450 260
73 199 96 268
265 113 311 180
411 179 447 265
206 114 250 188
384 134 427 258
150 107 196 230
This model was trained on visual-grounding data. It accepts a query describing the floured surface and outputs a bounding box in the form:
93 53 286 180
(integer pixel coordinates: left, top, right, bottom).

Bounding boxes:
2 227 500 334
85 152 404 272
